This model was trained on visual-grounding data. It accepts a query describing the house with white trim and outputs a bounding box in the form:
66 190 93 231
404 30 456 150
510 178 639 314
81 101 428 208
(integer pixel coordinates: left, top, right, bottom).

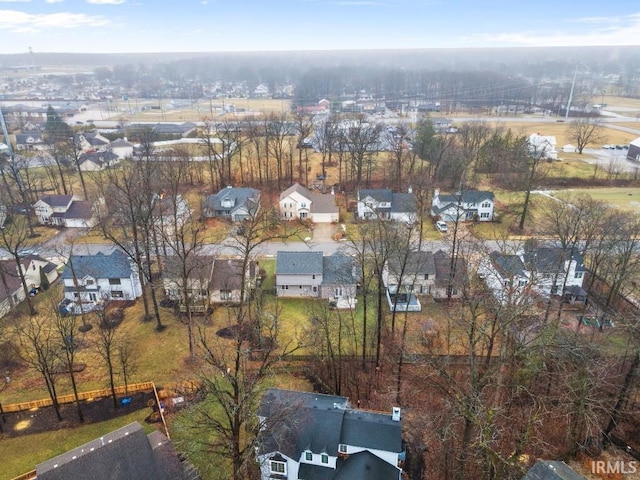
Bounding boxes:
431 189 495 222
203 186 260 222
528 133 558 160
61 249 142 310
256 389 403 480
33 194 99 228
356 188 416 223
279 183 339 223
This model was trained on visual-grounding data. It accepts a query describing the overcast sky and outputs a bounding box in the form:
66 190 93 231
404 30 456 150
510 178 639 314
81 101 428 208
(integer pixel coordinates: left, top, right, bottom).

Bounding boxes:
0 0 639 54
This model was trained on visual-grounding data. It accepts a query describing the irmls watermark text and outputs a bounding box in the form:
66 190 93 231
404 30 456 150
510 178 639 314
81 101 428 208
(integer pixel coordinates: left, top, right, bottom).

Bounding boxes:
591 460 638 475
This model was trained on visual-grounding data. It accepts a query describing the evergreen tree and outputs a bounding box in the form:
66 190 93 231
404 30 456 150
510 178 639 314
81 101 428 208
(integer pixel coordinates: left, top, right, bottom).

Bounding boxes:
39 266 50 291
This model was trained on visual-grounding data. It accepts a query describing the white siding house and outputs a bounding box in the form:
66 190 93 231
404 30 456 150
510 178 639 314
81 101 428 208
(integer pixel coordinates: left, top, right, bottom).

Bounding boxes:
431 189 495 222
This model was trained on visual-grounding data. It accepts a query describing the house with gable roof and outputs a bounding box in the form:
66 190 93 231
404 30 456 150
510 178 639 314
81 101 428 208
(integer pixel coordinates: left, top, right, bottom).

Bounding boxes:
203 186 261 222
628 136 640 162
279 183 339 223
356 188 416 223
480 245 586 305
276 251 358 308
35 422 192 480
75 131 110 152
61 249 142 309
109 137 135 160
431 189 495 222
78 151 120 171
33 194 99 228
256 388 403 480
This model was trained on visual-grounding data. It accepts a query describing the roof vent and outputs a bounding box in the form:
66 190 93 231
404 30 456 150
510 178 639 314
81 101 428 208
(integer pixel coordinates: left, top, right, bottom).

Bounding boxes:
392 407 401 421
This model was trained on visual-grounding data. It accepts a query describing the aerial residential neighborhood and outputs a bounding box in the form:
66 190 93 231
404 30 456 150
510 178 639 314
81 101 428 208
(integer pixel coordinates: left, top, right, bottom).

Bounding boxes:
1 10 640 479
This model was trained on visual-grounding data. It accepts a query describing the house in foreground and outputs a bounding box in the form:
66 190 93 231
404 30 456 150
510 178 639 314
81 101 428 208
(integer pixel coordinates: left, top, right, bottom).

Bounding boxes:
36 422 193 480
61 249 142 310
0 255 58 319
256 388 403 480
276 251 358 308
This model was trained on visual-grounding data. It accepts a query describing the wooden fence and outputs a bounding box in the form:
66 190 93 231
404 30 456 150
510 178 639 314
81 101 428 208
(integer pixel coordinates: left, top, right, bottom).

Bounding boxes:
2 381 156 414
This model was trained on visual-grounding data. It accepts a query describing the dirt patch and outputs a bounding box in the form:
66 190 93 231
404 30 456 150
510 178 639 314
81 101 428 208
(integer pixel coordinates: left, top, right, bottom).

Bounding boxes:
0 391 155 438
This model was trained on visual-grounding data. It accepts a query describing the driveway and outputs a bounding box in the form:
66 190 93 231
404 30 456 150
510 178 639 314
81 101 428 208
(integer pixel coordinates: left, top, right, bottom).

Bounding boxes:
312 223 338 243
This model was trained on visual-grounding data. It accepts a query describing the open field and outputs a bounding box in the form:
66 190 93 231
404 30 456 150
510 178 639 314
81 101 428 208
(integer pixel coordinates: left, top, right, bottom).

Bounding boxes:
554 187 640 211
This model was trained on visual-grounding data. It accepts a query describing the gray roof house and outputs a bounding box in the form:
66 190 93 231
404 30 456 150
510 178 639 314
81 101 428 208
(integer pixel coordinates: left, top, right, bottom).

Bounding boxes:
382 251 437 312
431 189 495 222
61 249 142 310
78 151 120 171
203 186 261 221
276 252 358 308
433 250 467 299
36 422 192 480
256 388 403 480
357 188 417 223
627 136 640 162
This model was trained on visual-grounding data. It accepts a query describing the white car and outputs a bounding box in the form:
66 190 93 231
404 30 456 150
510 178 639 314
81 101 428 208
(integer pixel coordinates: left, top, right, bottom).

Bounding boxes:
435 221 448 232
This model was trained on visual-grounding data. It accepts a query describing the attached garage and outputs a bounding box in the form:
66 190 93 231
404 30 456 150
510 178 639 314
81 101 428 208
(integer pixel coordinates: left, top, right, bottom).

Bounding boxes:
628 137 640 162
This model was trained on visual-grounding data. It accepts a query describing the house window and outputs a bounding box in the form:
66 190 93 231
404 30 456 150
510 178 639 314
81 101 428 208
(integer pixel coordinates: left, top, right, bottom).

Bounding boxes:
481 202 491 208
305 451 313 461
312 286 317 292
312 274 316 280
518 279 527 287
270 461 286 474
108 278 121 285
339 444 347 454
480 212 490 218
111 290 124 298
321 454 328 464
85 279 94 285
220 290 231 301
334 287 343 298
73 292 79 298
424 274 429 280
575 272 583 279
89 293 97 301
300 202 307 208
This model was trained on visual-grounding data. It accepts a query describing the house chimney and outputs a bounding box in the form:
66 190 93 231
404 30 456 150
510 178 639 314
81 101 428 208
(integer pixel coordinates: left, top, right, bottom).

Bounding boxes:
392 407 401 421
331 186 335 195
408 185 412 194
434 189 439 198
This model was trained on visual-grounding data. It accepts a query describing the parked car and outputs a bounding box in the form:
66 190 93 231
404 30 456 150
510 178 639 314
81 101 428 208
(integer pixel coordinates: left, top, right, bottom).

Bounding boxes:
435 220 448 232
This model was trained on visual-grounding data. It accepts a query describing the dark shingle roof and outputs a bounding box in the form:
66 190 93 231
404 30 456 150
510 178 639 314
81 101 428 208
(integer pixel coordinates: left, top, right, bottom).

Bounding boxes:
36 422 168 480
387 251 435 276
391 192 416 213
434 250 467 288
79 151 118 168
39 194 73 208
359 189 393 204
437 190 494 205
298 452 401 480
61 249 133 280
64 200 94 220
340 409 402 452
257 389 348 460
276 251 323 275
322 254 357 285
521 460 586 480
204 187 260 216
490 251 526 278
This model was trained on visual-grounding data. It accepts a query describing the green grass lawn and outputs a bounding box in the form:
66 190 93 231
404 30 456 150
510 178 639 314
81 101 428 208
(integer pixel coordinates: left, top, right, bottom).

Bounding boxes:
555 187 640 211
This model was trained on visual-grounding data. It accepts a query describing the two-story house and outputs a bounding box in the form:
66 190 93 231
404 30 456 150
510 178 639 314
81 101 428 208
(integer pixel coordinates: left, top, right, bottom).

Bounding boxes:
33 194 98 228
61 249 142 310
163 255 259 309
203 186 261 222
479 251 531 304
356 188 416 223
528 133 558 160
522 246 587 303
431 189 495 222
256 388 403 480
0 255 57 319
276 251 358 308
279 183 339 223
78 151 120 172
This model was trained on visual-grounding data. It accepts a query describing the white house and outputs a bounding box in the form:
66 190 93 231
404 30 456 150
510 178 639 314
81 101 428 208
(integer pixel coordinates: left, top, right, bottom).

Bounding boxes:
279 183 339 223
431 189 495 222
109 138 135 160
480 246 586 304
256 389 403 480
0 255 58 319
356 188 416 223
528 133 558 160
33 194 99 228
78 151 120 171
61 249 142 309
